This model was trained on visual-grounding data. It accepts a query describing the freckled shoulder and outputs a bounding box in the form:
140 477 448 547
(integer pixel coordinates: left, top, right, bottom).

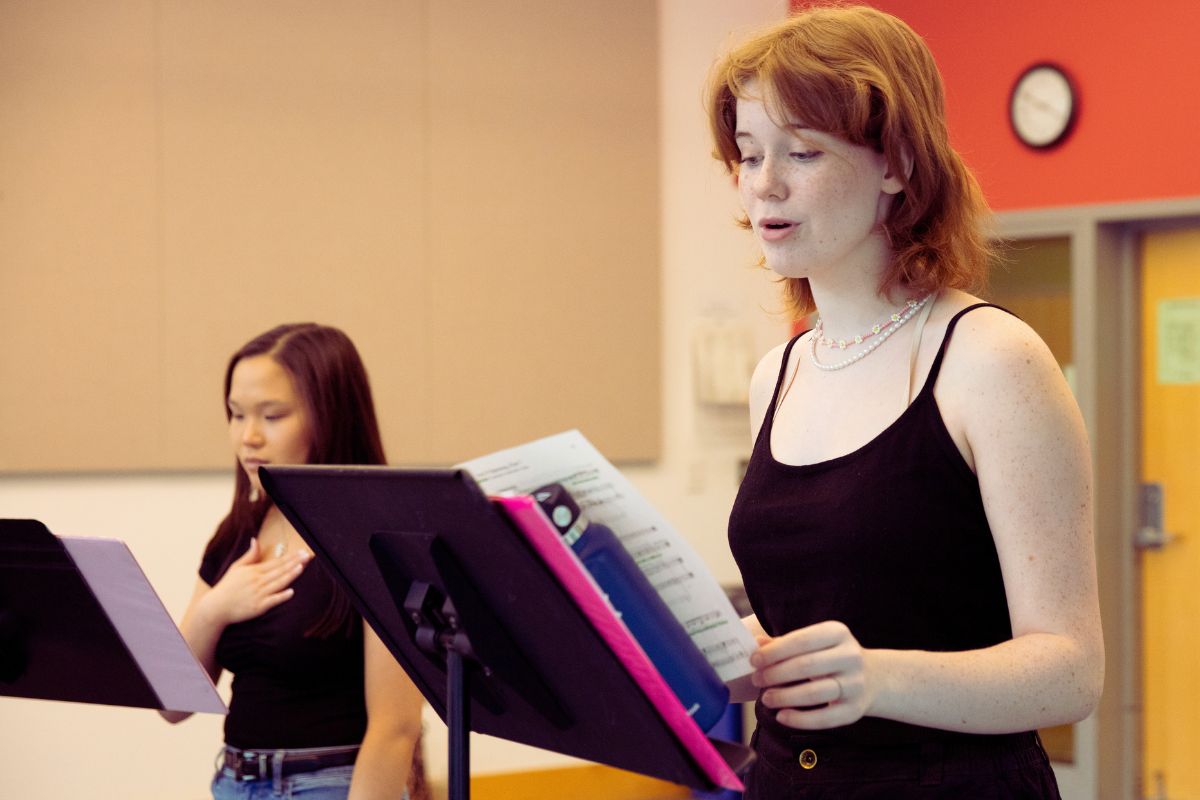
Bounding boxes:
938 304 1062 392
934 303 1076 447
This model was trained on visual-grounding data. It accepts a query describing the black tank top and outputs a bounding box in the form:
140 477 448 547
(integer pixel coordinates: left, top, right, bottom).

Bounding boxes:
200 540 366 749
728 304 1017 748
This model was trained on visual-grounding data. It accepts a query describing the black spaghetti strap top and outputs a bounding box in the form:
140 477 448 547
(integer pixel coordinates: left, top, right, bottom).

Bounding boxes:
728 304 1020 750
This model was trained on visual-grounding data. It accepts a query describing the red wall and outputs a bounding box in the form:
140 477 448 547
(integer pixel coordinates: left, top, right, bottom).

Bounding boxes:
793 1 1200 211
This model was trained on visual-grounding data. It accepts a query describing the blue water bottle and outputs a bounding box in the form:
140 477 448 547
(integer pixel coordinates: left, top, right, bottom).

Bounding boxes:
532 483 729 731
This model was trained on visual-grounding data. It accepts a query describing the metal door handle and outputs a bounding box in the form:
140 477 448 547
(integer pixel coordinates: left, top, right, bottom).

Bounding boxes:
1136 482 1180 551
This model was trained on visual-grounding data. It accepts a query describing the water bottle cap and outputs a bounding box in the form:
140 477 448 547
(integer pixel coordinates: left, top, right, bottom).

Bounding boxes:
531 482 581 533
551 505 573 528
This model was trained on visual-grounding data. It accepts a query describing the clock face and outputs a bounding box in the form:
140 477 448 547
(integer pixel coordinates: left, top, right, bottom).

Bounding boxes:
1010 64 1077 149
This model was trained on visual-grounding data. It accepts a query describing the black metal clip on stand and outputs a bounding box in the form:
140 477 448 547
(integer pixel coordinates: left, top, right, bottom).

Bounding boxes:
260 465 752 800
405 584 472 800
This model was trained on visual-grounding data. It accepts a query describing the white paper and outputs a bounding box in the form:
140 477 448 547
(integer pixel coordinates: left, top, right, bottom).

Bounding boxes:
62 537 226 714
458 430 755 683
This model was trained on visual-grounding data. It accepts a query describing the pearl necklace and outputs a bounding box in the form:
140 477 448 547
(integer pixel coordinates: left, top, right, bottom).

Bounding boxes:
809 294 932 371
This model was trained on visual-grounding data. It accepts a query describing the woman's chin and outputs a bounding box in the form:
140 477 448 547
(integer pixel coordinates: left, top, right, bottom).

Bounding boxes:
767 262 809 279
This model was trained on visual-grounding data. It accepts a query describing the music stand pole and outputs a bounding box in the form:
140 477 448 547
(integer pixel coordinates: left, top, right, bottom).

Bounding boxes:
447 648 470 800
406 581 475 800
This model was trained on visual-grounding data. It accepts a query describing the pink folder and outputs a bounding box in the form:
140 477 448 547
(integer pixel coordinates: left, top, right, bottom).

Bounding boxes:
494 494 745 792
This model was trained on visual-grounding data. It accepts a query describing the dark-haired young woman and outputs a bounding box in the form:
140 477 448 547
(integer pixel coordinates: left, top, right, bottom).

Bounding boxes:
708 5 1103 798
163 323 426 800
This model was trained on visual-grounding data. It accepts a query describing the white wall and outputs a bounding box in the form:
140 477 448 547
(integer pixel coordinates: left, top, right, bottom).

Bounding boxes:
0 474 234 798
0 2 788 796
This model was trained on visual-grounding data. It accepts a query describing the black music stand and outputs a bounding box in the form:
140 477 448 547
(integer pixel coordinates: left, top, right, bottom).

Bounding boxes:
259 465 752 800
0 519 226 714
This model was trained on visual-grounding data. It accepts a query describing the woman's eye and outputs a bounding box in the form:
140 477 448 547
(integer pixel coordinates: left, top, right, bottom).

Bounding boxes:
230 412 244 421
791 150 820 161
738 154 762 166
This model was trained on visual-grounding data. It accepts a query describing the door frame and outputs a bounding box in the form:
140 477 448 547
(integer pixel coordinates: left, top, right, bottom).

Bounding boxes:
995 196 1200 800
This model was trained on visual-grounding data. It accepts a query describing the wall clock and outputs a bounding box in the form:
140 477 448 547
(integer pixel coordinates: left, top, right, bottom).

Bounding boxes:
1009 63 1078 149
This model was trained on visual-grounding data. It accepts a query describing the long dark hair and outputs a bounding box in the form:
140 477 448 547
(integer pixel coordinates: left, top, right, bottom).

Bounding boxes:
203 322 387 637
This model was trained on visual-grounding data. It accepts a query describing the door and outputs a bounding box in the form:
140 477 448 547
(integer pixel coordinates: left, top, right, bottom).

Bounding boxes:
989 236 1077 766
1141 227 1200 799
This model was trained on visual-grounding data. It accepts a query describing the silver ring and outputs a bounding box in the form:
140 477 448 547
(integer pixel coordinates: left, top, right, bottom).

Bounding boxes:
831 676 843 702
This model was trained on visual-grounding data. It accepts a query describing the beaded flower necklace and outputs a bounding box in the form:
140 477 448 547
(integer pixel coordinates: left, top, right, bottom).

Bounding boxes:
809 294 932 371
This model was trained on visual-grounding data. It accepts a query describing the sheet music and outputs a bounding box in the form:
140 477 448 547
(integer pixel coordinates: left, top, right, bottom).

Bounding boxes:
459 430 754 683
62 537 227 714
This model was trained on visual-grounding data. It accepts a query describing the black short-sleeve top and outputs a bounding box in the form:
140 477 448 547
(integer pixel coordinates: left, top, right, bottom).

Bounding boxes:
200 539 367 750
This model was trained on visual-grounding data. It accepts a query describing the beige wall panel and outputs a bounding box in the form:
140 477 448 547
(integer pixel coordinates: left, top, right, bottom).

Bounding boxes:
155 0 429 467
425 1 660 463
1 1 660 471
0 1 161 471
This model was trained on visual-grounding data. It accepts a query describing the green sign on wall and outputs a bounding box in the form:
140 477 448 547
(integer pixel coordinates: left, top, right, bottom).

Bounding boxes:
1158 298 1200 384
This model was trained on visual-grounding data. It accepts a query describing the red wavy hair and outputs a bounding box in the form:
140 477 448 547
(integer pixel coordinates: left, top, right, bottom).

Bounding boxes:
707 3 992 317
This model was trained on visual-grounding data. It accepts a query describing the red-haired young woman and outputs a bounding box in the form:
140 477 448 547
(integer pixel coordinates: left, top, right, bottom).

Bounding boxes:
711 7 1102 798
